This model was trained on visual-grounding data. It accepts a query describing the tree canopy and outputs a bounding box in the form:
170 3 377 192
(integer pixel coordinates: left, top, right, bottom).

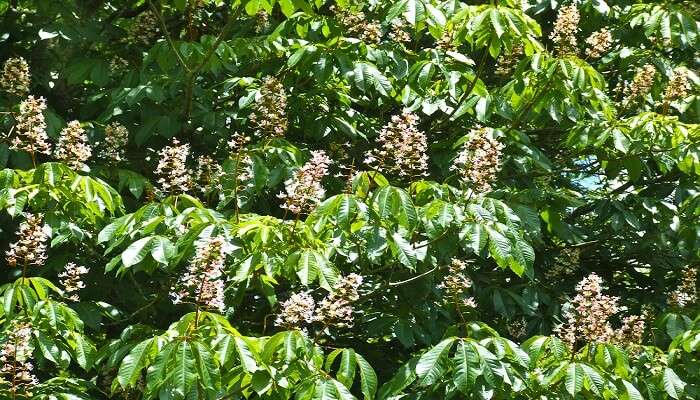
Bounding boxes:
0 0 699 399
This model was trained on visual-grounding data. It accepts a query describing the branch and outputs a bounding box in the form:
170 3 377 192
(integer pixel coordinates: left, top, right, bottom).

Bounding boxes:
147 0 191 73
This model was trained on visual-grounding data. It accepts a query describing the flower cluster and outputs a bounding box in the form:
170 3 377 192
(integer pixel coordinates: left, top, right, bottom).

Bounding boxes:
5 213 48 268
249 76 288 138
127 11 160 45
194 155 223 194
155 139 192 196
623 64 656 105
100 122 129 163
495 45 523 77
452 128 504 193
585 28 613 59
615 314 646 346
275 292 316 329
555 273 620 347
389 19 411 44
0 322 37 397
668 266 697 308
316 274 363 328
171 236 232 312
109 56 129 73
331 6 381 44
1 57 31 97
439 258 477 308
255 10 270 33
545 247 580 280
549 5 580 55
365 110 428 178
507 318 527 339
276 274 364 330
663 68 691 103
436 30 455 51
55 120 92 168
59 263 90 301
228 131 251 154
11 96 52 156
278 150 331 214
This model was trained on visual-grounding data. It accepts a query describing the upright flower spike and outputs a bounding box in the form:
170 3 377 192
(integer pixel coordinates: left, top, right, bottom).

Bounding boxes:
194 155 223 195
11 95 52 157
623 64 656 105
278 150 331 214
663 68 691 103
171 236 232 313
495 45 524 77
100 122 129 163
452 127 504 194
331 6 381 44
1 57 31 97
555 273 620 347
59 263 90 302
249 76 288 138
155 139 192 196
0 322 37 397
549 5 580 56
55 120 92 168
365 110 428 178
668 266 697 308
5 213 48 268
585 28 613 59
315 274 363 328
275 292 316 329
439 258 477 308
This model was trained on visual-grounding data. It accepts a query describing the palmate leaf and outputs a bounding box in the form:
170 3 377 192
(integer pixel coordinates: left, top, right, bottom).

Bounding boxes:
415 337 456 386
662 368 686 399
453 340 481 392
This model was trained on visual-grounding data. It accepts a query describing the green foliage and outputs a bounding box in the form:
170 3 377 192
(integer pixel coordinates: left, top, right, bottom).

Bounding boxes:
0 0 699 399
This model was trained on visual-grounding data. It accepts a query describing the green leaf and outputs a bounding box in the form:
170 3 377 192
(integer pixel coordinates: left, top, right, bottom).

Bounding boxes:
415 337 455 386
356 353 377 400
662 368 685 399
565 362 584 396
117 338 158 388
454 340 481 392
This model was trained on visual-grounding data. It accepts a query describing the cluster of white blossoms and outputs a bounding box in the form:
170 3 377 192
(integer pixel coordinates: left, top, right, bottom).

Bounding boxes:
316 274 364 328
663 68 691 103
365 110 428 178
623 64 657 105
388 18 411 44
155 139 192 196
55 120 92 168
171 236 232 312
452 128 504 194
549 5 580 55
278 150 331 214
276 274 364 330
194 155 224 195
585 28 613 59
5 213 48 268
11 96 52 157
555 273 646 348
126 11 160 45
59 263 90 302
668 266 697 308
275 292 316 329
249 76 288 138
1 57 31 97
331 6 381 44
545 247 580 280
495 45 524 77
0 322 37 396
439 258 477 308
100 122 129 163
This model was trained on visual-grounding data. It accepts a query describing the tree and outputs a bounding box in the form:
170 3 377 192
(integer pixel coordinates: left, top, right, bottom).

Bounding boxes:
0 0 699 398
